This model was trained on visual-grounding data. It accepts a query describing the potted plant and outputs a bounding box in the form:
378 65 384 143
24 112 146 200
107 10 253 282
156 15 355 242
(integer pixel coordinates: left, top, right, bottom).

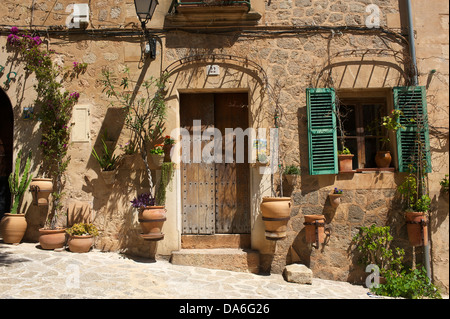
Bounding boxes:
337 147 354 172
131 192 166 241
66 223 99 253
163 135 176 162
283 165 300 186
92 138 120 184
375 109 405 168
329 187 343 208
0 150 33 244
149 144 165 168
397 164 431 247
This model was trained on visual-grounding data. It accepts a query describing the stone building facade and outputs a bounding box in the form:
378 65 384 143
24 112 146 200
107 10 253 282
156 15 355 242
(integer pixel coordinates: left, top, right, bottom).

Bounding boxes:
0 0 448 293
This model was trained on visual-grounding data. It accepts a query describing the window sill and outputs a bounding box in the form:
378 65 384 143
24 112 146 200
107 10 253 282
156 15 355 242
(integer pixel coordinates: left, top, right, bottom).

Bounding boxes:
338 168 395 174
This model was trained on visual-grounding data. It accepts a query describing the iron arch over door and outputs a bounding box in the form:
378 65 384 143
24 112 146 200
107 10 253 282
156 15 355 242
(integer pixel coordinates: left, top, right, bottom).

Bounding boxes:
0 88 14 219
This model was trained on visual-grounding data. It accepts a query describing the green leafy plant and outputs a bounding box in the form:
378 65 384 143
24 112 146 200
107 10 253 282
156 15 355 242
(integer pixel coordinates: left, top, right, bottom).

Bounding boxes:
155 162 175 206
283 165 301 175
371 266 442 299
338 147 351 155
397 166 431 212
101 68 168 198
66 223 99 237
149 144 164 155
8 150 33 214
92 139 119 171
440 174 449 194
352 224 405 275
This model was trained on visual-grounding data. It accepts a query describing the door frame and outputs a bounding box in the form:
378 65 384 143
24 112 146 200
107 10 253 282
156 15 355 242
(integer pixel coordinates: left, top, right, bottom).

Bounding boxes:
178 90 252 236
0 88 14 219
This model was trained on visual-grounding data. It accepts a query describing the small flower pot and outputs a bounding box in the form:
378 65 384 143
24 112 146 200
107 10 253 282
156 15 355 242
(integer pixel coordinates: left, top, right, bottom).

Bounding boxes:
68 235 94 253
101 170 116 185
150 154 164 168
329 193 342 208
338 154 354 172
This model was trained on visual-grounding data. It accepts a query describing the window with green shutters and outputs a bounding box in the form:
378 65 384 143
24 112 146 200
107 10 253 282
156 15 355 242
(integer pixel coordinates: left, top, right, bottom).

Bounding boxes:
306 86 431 175
307 88 338 175
394 86 432 173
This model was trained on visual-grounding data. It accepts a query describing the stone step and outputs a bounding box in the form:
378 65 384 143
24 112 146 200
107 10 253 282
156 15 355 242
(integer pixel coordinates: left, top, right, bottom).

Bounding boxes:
170 248 260 274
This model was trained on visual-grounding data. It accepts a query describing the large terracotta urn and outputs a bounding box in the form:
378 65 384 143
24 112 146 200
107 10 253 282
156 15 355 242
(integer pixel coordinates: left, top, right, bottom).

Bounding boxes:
260 197 291 240
0 213 27 244
138 206 166 241
29 178 53 206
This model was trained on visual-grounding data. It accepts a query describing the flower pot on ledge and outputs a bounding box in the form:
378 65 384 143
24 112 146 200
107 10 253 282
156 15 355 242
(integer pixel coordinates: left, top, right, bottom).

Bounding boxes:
375 151 392 168
338 154 354 172
328 193 342 208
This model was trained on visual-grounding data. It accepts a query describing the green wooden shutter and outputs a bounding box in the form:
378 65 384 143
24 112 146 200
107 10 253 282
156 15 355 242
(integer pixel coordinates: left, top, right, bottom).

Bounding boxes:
394 86 432 173
307 88 338 175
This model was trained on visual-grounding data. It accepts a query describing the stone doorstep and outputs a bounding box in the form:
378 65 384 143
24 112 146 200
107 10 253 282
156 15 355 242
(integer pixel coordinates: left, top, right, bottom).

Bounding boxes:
170 248 260 274
181 234 251 249
283 264 313 285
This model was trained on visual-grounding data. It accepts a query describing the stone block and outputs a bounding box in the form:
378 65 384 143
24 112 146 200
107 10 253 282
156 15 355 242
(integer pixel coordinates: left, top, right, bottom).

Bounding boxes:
283 264 313 285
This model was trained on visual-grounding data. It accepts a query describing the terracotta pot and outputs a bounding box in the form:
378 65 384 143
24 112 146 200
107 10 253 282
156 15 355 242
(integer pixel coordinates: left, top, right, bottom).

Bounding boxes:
285 175 298 186
405 212 428 246
163 144 173 162
101 170 116 185
338 154 354 172
375 151 392 168
304 215 326 244
0 213 27 244
39 228 67 250
138 206 166 241
260 197 291 240
328 193 341 208
150 154 164 168
68 235 94 253
29 178 53 206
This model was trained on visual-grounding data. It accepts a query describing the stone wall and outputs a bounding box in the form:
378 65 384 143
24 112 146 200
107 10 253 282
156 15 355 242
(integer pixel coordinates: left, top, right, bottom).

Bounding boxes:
0 0 448 293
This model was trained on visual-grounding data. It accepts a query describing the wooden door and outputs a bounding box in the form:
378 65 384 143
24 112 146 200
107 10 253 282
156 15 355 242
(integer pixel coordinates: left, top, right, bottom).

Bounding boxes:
180 92 250 235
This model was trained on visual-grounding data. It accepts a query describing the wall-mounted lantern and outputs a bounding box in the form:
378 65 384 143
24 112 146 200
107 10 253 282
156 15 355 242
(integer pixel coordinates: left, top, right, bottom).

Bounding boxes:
134 0 159 60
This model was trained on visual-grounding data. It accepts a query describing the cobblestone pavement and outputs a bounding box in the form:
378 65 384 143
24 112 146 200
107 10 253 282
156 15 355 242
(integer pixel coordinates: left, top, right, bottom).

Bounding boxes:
0 242 381 300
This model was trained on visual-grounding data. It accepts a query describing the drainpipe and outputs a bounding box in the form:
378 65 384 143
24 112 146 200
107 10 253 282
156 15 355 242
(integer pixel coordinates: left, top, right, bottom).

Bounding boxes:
406 0 431 281
406 0 419 86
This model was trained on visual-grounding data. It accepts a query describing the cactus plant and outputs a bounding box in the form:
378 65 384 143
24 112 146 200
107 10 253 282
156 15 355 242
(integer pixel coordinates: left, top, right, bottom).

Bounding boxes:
8 150 33 214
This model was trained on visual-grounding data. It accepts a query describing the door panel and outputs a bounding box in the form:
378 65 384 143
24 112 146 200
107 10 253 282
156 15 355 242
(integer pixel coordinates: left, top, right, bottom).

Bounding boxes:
180 93 250 235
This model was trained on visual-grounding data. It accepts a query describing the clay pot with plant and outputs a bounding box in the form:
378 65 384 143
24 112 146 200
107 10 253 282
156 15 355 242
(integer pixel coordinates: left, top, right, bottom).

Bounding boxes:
375 109 405 168
0 151 33 244
329 188 343 208
91 137 120 185
283 165 300 186
66 223 99 253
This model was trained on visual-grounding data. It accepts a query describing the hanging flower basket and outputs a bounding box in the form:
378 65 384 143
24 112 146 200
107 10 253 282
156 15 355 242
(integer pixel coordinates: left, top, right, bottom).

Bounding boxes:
29 178 53 206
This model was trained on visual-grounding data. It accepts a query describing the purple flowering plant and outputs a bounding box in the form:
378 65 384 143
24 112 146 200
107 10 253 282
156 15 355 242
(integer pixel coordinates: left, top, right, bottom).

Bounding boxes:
6 26 85 229
131 193 156 208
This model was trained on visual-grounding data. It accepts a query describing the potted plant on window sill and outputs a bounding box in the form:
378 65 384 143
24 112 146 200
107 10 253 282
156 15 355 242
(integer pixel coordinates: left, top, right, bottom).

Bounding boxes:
66 223 99 253
329 188 343 208
283 165 301 186
337 147 354 172
0 151 33 244
149 144 165 169
375 110 405 168
91 138 119 185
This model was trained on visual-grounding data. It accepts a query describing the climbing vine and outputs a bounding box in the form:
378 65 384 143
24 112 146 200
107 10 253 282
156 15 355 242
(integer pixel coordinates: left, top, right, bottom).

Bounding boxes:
5 27 83 228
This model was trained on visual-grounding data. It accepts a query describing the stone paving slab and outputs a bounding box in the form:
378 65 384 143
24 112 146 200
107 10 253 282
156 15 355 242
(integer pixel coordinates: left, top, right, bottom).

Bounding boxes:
0 242 380 300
